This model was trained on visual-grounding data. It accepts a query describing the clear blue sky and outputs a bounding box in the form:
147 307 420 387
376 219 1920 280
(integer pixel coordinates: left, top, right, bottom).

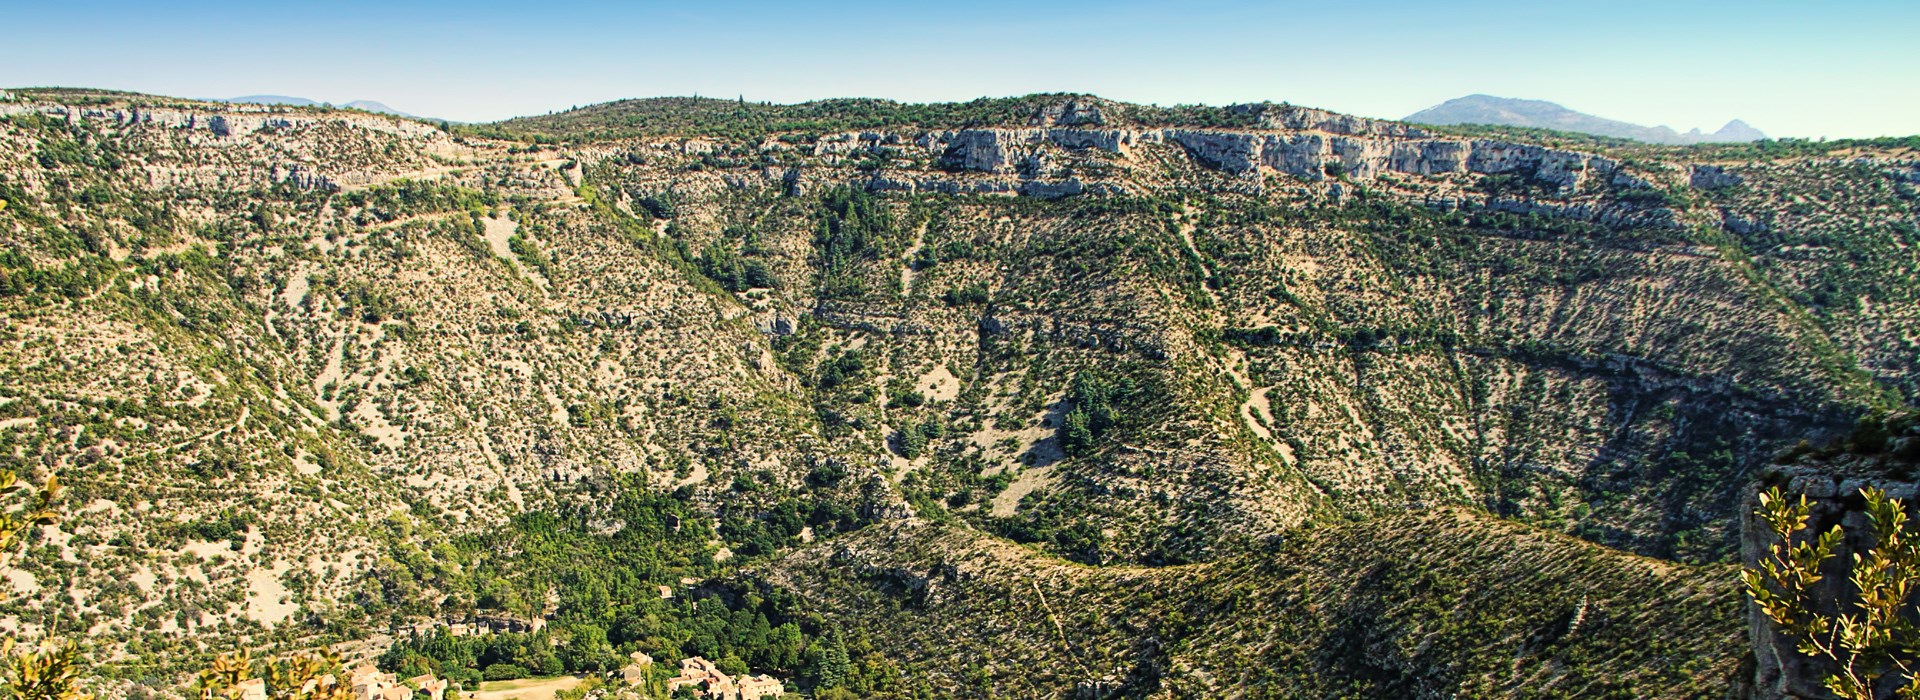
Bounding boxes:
3 0 1914 138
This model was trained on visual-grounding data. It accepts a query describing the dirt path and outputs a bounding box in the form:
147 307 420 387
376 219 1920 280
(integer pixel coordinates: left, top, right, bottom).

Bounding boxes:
1223 348 1293 462
1029 578 1089 675
124 405 250 463
677 460 710 488
1244 386 1276 442
899 221 928 296
281 270 311 308
1174 205 1223 311
313 334 347 420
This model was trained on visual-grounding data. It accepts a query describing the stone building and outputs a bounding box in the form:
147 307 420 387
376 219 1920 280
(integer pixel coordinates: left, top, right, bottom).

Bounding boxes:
407 675 449 700
619 652 653 686
664 657 783 699
346 664 447 700
734 674 784 700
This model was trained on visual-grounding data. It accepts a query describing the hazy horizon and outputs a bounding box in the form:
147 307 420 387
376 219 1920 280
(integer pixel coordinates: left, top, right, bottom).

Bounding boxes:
3 0 1916 139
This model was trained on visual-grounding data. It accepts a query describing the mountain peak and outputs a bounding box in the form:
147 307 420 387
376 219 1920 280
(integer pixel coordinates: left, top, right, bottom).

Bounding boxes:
1714 119 1766 142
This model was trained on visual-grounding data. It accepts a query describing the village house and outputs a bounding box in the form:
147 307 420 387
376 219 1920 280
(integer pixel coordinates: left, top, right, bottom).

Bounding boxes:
735 674 784 700
619 652 653 685
407 674 450 700
349 663 398 700
664 657 783 700
345 663 448 700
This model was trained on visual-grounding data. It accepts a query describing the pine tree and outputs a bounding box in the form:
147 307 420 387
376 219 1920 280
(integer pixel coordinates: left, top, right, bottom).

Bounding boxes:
805 630 850 689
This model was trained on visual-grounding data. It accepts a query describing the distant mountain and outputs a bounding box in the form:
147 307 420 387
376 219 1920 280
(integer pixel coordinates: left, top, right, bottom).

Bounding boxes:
342 100 416 118
219 94 319 107
217 95 420 119
1406 94 1764 145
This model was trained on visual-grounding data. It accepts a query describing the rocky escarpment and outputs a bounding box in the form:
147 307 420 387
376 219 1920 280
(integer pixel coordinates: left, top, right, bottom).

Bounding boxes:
754 116 1670 229
0 99 469 192
1157 130 1650 192
708 94 1662 205
0 102 444 139
1744 416 1920 699
896 124 1647 194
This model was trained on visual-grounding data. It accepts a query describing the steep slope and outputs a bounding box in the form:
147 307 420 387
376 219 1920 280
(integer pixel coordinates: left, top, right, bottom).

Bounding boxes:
763 511 1747 698
0 91 886 676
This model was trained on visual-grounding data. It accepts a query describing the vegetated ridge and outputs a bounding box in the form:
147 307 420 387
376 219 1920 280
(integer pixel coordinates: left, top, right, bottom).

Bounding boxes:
0 85 1915 697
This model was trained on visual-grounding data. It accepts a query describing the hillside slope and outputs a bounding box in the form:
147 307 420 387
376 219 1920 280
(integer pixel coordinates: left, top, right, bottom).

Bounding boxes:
764 510 1747 698
0 88 1913 693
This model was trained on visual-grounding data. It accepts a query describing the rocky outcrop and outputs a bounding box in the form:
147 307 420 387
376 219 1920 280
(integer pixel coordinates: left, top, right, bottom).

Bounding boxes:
269 163 338 191
845 119 1652 207
1691 165 1745 189
1228 102 1430 138
938 129 1022 173
1018 179 1086 200
1722 210 1770 235
1163 130 1263 175
6 103 444 139
815 131 901 155
1045 128 1133 152
1480 196 1681 230
1033 98 1107 127
1161 128 1632 192
894 101 1645 206
932 127 1134 174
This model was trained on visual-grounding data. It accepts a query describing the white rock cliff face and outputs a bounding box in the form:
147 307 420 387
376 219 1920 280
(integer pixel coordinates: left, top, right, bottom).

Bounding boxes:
3 103 443 140
6 94 1661 217
881 105 1638 197
2 100 466 193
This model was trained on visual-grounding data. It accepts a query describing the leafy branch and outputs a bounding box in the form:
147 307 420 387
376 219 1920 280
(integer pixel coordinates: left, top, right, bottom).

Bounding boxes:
1745 486 1920 699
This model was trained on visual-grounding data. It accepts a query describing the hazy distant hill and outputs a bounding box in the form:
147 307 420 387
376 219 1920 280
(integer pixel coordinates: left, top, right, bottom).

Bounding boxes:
218 94 319 107
341 99 415 118
217 95 418 118
1407 94 1764 145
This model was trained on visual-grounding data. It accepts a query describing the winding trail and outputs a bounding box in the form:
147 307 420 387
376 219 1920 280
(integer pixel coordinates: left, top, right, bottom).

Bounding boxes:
1030 578 1090 675
123 405 251 463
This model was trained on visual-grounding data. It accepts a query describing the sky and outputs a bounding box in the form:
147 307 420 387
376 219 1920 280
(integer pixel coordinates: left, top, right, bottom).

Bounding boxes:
2 0 1915 139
